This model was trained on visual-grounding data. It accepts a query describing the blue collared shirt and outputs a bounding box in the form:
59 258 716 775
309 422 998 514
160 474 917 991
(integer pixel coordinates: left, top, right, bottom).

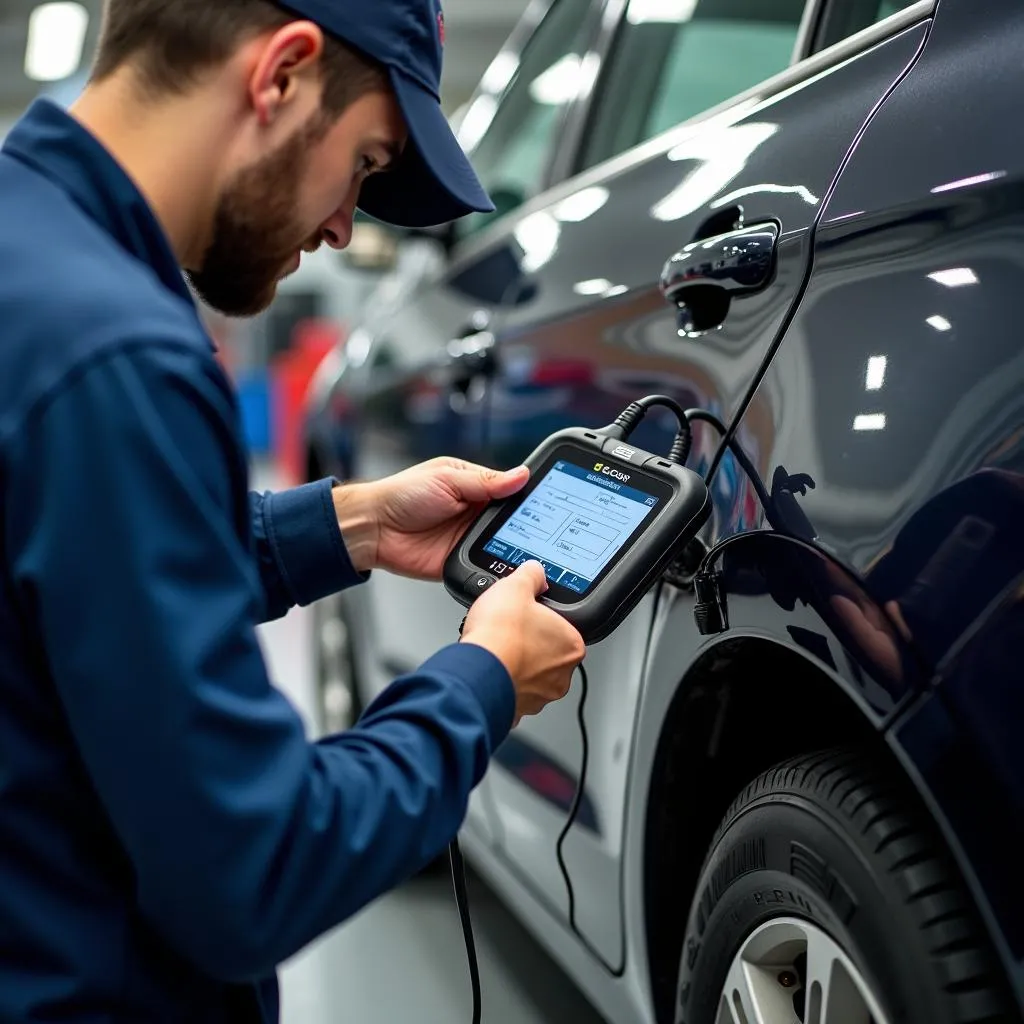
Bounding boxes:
0 99 513 1023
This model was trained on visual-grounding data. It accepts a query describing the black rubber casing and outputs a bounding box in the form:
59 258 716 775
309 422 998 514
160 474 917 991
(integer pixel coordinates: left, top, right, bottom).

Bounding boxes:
443 427 711 644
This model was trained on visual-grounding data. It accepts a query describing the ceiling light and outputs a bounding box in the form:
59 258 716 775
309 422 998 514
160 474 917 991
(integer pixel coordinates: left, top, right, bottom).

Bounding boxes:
865 356 887 391
25 2 89 82
928 267 978 288
457 95 497 152
926 315 952 332
931 171 1006 194
529 54 582 106
481 51 520 94
574 279 613 296
553 187 610 223
515 212 560 274
853 414 886 432
627 0 698 24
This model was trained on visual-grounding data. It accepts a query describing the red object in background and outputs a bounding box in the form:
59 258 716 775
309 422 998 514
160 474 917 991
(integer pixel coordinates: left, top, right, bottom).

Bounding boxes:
270 319 344 485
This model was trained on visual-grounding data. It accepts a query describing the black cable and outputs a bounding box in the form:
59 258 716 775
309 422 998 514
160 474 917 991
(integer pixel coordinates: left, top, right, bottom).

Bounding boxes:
554 661 589 935
683 407 773 510
448 836 482 1024
447 661 589 1023
601 394 693 466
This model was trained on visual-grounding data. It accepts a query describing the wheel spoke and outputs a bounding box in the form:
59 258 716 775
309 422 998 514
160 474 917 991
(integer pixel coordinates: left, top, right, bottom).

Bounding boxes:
720 957 764 1024
801 923 834 1024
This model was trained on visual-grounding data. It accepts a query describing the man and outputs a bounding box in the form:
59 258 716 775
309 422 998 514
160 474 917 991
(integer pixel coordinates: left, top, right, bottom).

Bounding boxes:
0 0 585 1020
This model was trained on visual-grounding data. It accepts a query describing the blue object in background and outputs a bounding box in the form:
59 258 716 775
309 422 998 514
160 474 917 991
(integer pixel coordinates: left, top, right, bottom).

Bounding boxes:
236 370 272 456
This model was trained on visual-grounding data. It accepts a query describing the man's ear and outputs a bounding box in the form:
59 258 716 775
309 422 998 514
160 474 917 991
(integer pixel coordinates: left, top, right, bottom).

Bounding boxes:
247 21 325 127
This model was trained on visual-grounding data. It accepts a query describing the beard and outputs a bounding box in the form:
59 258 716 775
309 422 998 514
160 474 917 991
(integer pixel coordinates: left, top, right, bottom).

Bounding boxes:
186 113 330 318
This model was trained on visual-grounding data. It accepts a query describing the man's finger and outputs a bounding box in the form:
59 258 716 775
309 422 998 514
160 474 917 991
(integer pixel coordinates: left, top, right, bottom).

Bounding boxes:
509 560 548 596
446 465 529 504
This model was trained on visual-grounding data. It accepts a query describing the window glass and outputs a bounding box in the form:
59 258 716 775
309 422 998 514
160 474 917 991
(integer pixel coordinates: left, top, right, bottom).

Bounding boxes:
579 0 805 173
814 0 921 51
454 0 596 241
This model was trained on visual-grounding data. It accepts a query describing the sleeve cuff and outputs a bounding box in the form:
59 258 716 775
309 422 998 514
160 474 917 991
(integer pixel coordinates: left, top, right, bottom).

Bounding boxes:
264 479 369 607
418 643 516 750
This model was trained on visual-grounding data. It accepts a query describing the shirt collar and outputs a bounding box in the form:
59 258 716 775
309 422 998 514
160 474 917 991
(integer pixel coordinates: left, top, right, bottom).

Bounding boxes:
2 98 194 305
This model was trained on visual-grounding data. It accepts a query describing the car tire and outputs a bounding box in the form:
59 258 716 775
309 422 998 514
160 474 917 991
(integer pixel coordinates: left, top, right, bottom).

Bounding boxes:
676 747 1009 1024
312 592 363 736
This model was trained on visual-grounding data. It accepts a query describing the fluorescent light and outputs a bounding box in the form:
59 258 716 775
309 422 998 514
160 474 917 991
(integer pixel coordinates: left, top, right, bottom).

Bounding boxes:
481 51 519 94
653 122 778 222
928 267 978 288
515 212 560 274
25 2 89 82
865 356 887 391
529 54 582 106
553 187 609 223
931 171 1006 194
926 315 952 332
713 183 818 208
457 95 497 152
573 278 628 298
854 414 886 432
574 278 613 296
627 0 698 24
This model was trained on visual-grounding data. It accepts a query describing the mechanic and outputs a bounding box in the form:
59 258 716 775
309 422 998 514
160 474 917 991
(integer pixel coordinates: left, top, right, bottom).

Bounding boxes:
0 0 585 1021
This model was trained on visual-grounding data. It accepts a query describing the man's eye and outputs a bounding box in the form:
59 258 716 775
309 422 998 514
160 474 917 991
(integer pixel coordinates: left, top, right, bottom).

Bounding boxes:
361 156 379 175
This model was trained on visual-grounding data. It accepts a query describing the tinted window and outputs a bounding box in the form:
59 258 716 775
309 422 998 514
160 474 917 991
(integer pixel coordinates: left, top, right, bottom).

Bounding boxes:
454 0 596 241
578 0 806 173
814 0 921 51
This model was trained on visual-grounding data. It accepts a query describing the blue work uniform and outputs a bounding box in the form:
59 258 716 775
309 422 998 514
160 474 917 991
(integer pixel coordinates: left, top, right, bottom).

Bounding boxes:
0 99 514 1023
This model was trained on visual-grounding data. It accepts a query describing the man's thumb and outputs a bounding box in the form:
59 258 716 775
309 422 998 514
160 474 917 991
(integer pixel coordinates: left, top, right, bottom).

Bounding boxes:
512 560 549 596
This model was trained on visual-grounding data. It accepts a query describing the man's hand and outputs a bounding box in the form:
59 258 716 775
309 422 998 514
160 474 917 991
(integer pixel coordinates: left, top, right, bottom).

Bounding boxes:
332 458 529 579
460 561 584 725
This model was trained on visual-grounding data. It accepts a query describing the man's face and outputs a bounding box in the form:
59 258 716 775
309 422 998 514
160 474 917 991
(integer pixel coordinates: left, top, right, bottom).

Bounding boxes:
186 89 406 317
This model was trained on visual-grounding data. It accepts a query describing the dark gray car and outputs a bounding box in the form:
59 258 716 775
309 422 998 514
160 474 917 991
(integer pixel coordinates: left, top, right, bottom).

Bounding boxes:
304 0 1024 1020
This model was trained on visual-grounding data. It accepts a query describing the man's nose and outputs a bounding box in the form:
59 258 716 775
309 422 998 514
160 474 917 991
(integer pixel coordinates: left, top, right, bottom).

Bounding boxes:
320 183 361 250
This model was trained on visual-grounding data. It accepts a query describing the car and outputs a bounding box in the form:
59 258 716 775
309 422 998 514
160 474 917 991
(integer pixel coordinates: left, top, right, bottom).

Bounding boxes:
301 0 1024 1021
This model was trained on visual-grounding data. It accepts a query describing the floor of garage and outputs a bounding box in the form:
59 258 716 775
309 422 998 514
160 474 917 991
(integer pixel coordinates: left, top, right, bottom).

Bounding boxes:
258 575 607 1024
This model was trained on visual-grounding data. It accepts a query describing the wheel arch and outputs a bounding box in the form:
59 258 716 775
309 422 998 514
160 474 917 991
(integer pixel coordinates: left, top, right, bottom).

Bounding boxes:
640 633 902 1024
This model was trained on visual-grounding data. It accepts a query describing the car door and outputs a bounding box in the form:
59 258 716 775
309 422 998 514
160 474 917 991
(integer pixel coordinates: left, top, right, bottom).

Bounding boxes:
344 0 606 701
469 0 933 972
729 0 1024 999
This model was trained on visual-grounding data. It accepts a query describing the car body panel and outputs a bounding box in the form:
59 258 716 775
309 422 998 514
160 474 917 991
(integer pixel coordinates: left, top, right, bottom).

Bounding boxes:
301 0 1024 1018
728 0 1024 1005
470 18 929 971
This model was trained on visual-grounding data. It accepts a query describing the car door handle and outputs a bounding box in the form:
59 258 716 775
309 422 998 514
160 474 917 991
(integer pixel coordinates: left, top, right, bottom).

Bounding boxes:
660 222 779 336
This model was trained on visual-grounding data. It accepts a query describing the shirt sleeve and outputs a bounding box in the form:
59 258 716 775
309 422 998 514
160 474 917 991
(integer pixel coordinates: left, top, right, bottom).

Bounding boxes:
249 481 369 624
4 341 515 982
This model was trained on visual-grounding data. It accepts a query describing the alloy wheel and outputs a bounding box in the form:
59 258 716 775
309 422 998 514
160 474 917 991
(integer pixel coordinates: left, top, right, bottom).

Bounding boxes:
716 917 891 1024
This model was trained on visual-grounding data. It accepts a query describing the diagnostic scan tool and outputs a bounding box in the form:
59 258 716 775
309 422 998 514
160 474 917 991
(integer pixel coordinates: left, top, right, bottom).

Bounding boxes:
444 420 711 644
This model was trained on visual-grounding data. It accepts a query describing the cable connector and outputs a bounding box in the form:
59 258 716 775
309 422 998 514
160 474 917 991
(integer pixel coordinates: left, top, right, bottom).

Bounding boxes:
693 569 728 635
599 401 646 441
599 395 694 465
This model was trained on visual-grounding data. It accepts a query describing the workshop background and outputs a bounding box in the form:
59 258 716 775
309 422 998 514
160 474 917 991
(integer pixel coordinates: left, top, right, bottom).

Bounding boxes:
0 2 605 1022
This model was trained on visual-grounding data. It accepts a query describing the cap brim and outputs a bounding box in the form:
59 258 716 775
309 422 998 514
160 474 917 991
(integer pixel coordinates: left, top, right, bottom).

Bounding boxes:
357 68 495 229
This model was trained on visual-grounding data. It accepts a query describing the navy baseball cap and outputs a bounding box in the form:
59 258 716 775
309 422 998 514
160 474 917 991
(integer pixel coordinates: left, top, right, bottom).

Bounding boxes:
275 0 495 228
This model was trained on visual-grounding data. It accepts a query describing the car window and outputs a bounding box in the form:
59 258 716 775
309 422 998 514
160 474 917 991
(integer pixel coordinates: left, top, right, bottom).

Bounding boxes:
453 0 597 242
577 0 806 174
813 0 922 52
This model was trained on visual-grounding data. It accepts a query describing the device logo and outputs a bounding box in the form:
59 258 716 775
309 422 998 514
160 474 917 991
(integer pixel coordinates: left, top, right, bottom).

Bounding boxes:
594 462 630 482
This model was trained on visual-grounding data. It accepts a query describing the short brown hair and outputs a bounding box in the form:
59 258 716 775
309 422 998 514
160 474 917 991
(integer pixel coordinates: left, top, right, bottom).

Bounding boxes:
92 0 387 115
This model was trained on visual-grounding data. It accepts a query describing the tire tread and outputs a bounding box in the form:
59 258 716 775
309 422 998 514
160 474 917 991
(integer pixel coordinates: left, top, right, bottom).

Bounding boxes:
706 747 1009 1023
